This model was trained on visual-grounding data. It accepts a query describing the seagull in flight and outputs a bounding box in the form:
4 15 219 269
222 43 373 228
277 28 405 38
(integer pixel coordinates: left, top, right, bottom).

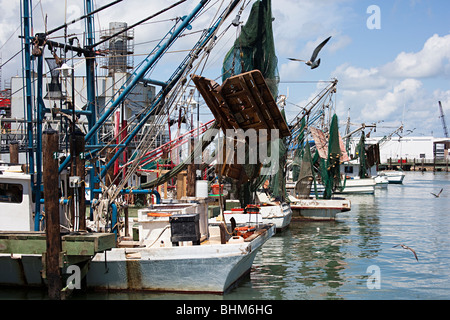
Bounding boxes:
393 244 419 262
430 188 443 198
288 36 332 69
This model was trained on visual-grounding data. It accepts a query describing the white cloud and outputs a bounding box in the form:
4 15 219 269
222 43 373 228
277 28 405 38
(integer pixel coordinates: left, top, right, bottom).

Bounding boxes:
328 34 352 54
365 78 423 120
271 0 355 56
329 32 450 135
332 63 389 90
381 33 450 78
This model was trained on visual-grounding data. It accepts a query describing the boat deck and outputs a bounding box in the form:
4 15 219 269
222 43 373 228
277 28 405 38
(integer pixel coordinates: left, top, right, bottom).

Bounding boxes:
118 223 273 248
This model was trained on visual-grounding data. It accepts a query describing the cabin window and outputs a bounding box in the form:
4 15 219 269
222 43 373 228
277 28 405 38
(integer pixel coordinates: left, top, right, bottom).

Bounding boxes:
344 166 354 174
0 183 23 204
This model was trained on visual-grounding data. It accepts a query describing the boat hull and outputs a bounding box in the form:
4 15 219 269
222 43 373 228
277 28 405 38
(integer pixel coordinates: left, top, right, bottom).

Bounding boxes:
335 178 376 194
290 198 351 221
0 225 275 294
86 224 274 294
378 171 405 184
386 174 405 184
259 203 292 231
214 203 292 232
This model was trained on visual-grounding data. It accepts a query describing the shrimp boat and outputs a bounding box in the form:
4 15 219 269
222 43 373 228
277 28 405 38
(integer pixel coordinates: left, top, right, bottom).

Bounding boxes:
0 167 274 293
286 102 352 220
377 170 405 184
289 196 351 221
286 179 351 221
0 0 280 295
210 191 292 232
86 200 274 293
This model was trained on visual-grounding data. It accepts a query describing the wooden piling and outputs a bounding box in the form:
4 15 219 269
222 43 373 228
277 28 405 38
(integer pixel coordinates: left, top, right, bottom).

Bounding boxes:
124 205 129 237
43 129 62 300
105 147 115 186
176 171 187 199
9 141 19 164
75 130 86 231
187 138 196 197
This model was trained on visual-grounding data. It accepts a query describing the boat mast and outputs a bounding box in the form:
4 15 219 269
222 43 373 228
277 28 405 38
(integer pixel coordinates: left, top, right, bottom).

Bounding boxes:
84 0 98 216
21 0 40 230
21 0 242 232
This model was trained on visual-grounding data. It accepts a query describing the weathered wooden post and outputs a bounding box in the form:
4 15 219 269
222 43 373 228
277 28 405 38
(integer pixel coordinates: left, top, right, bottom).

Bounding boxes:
105 147 116 186
43 128 62 300
9 141 19 164
187 137 196 197
433 154 436 172
75 129 86 231
124 204 129 237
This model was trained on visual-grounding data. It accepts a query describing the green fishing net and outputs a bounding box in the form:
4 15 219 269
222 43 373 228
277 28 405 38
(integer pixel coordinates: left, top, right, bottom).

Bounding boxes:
222 0 279 99
221 0 281 206
319 114 341 199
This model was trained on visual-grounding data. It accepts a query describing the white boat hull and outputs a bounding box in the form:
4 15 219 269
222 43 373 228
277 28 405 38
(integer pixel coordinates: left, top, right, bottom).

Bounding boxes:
289 198 351 221
211 202 292 232
380 171 405 184
86 229 273 293
259 203 292 231
0 197 275 294
335 178 376 194
0 225 275 294
374 175 389 188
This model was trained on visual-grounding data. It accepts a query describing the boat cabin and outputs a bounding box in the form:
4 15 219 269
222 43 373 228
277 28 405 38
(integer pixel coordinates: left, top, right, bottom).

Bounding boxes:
0 170 34 231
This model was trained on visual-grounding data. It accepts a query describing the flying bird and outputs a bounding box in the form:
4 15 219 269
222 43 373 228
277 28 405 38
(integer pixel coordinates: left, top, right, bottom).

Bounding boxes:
288 36 332 69
393 244 419 262
430 188 443 198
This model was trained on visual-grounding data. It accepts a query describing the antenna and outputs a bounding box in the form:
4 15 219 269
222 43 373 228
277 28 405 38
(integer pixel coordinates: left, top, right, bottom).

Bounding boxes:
438 101 449 138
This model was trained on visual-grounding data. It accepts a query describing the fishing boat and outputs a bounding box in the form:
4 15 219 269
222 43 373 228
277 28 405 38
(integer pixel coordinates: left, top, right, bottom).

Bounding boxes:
0 0 281 296
86 201 275 293
377 170 405 184
286 102 353 220
336 177 377 194
288 196 351 221
210 191 292 231
374 174 389 188
0 170 274 293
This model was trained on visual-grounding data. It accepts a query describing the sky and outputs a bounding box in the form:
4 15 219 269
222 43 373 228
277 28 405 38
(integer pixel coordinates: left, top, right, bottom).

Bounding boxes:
1 0 449 138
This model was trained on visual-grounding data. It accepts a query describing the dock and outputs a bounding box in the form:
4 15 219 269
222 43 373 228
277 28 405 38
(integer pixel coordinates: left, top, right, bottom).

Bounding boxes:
0 231 115 297
379 157 449 172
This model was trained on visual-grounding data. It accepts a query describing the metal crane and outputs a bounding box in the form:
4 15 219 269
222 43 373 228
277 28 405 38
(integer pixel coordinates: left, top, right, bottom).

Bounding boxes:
438 101 449 138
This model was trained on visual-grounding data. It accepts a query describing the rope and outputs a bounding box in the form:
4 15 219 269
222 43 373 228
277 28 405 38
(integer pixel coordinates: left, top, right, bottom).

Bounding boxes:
140 121 219 188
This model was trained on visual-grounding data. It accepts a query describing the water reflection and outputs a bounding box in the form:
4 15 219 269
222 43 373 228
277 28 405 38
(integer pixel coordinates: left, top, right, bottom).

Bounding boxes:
244 220 354 299
353 195 382 259
9 172 449 300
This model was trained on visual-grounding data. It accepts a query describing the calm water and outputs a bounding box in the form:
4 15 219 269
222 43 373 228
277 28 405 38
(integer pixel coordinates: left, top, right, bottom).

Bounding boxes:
2 171 449 300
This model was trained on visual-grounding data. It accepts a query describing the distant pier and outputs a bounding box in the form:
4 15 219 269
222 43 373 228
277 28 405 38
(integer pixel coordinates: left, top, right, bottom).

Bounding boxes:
379 157 449 172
